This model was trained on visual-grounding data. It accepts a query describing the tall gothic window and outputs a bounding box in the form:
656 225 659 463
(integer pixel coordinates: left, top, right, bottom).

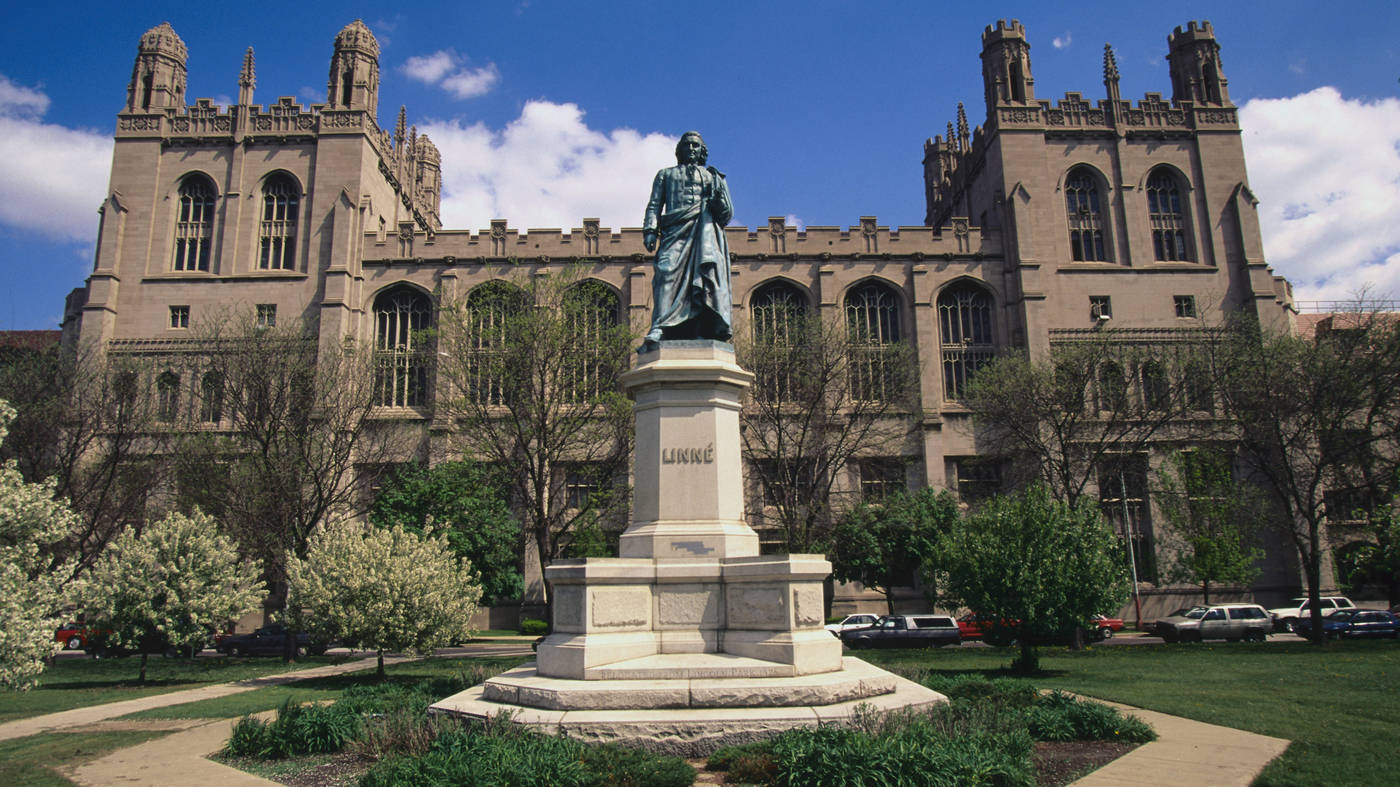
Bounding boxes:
1097 361 1127 414
156 370 180 422
1140 360 1170 411
749 281 808 402
1065 167 1108 262
563 281 620 403
1147 168 1191 261
464 282 526 406
845 281 901 402
373 287 433 408
200 371 223 424
1099 454 1156 582
173 175 216 272
258 173 299 270
938 283 995 401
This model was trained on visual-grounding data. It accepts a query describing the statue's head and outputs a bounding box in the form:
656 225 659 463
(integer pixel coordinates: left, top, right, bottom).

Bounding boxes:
675 131 707 165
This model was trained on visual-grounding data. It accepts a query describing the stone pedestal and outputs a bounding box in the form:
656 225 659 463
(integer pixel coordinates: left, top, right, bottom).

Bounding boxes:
535 342 839 679
432 341 945 753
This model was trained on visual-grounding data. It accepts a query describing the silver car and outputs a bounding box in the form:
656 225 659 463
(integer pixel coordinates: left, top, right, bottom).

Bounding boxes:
1153 603 1271 643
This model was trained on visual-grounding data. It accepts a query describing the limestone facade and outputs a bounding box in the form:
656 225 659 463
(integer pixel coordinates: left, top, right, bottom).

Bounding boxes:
64 18 1302 613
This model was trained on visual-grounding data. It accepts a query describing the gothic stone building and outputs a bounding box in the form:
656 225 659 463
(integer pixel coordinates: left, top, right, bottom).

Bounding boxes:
64 19 1301 615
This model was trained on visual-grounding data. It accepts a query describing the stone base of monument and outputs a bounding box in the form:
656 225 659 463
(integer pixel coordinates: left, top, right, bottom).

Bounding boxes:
427 342 947 754
429 656 946 756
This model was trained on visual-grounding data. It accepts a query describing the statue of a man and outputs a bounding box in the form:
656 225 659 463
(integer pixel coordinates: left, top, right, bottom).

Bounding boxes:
641 131 733 351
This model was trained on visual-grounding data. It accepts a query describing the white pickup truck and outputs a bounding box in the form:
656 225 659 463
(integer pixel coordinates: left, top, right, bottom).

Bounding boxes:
1267 596 1356 632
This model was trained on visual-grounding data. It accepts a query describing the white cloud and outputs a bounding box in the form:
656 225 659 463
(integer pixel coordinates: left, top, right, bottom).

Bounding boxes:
784 214 806 232
1240 87 1400 302
401 50 500 99
0 76 112 243
420 100 676 231
1052 32 1072 50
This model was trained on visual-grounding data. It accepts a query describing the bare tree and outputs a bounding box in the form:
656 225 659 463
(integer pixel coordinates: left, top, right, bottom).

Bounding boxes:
735 308 920 553
962 333 1216 508
433 269 635 609
0 340 163 575
1208 311 1400 640
172 312 402 652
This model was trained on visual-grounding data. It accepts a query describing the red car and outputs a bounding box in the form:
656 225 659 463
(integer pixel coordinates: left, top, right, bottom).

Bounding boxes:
54 623 103 651
1089 615 1124 640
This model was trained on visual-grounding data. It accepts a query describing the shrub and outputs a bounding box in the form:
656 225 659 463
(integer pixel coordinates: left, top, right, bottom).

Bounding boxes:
225 716 271 757
707 739 774 771
579 743 695 787
1027 691 1155 744
359 722 592 787
519 618 549 636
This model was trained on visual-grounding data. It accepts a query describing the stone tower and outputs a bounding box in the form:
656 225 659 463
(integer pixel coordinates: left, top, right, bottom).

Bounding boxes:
326 19 380 116
125 22 187 112
1167 21 1230 105
979 18 1035 110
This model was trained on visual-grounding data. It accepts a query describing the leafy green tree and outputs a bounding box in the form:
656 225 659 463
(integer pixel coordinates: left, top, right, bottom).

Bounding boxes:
286 521 482 677
370 461 523 603
1155 448 1264 604
0 400 81 690
79 509 264 682
936 485 1128 673
828 488 960 614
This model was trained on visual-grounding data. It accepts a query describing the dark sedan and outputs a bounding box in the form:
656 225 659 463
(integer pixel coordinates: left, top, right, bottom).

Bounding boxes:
840 615 962 649
1319 609 1400 640
214 624 328 657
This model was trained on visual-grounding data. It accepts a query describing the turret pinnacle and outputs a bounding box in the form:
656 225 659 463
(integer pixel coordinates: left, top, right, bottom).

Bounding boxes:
238 47 255 106
395 105 407 149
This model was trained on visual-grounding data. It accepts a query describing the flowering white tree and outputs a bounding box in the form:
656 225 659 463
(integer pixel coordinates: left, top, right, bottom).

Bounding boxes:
286 521 482 677
80 509 264 681
0 400 81 690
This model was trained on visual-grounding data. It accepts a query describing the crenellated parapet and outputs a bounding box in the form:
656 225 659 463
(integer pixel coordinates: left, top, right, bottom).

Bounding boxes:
360 217 1001 267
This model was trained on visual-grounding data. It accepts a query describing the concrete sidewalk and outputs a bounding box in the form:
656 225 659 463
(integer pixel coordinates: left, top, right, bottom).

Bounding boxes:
0 655 408 742
65 717 281 787
1070 700 1290 786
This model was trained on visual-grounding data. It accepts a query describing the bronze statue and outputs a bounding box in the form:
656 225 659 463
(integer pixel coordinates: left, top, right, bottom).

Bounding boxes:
641 131 733 351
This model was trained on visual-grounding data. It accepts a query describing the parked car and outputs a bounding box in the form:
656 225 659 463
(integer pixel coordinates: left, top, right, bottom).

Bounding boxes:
824 614 880 637
1089 615 1125 640
1152 603 1271 643
840 615 961 649
214 624 328 657
86 630 207 659
54 623 103 651
1317 608 1400 640
1267 596 1356 632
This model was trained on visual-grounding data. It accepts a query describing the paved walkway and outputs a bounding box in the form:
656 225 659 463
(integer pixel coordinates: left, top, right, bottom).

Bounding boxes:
66 716 281 786
0 655 408 742
1070 699 1290 786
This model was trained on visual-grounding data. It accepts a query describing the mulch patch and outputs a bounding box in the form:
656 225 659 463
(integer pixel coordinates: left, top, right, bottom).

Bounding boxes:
1033 739 1140 786
278 752 371 787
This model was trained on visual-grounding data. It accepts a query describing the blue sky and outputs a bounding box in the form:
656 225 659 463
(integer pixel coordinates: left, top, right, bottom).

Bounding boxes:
2 1 1398 329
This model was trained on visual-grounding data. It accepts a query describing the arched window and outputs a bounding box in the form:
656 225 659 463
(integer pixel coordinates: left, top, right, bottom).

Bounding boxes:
156 370 180 422
938 283 995 401
1097 362 1127 414
845 281 901 402
464 282 527 406
1140 360 1169 411
1147 169 1191 261
258 174 299 270
1065 167 1108 262
373 287 433 408
200 371 223 423
749 281 808 402
562 281 621 403
173 175 216 272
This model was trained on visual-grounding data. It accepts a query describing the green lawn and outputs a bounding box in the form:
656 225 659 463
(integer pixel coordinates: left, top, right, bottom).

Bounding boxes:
120 655 526 720
0 655 356 724
0 729 174 786
858 639 1400 786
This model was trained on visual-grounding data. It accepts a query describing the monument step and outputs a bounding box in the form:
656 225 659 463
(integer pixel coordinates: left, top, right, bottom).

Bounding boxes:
585 651 800 680
480 657 896 710
431 659 948 757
